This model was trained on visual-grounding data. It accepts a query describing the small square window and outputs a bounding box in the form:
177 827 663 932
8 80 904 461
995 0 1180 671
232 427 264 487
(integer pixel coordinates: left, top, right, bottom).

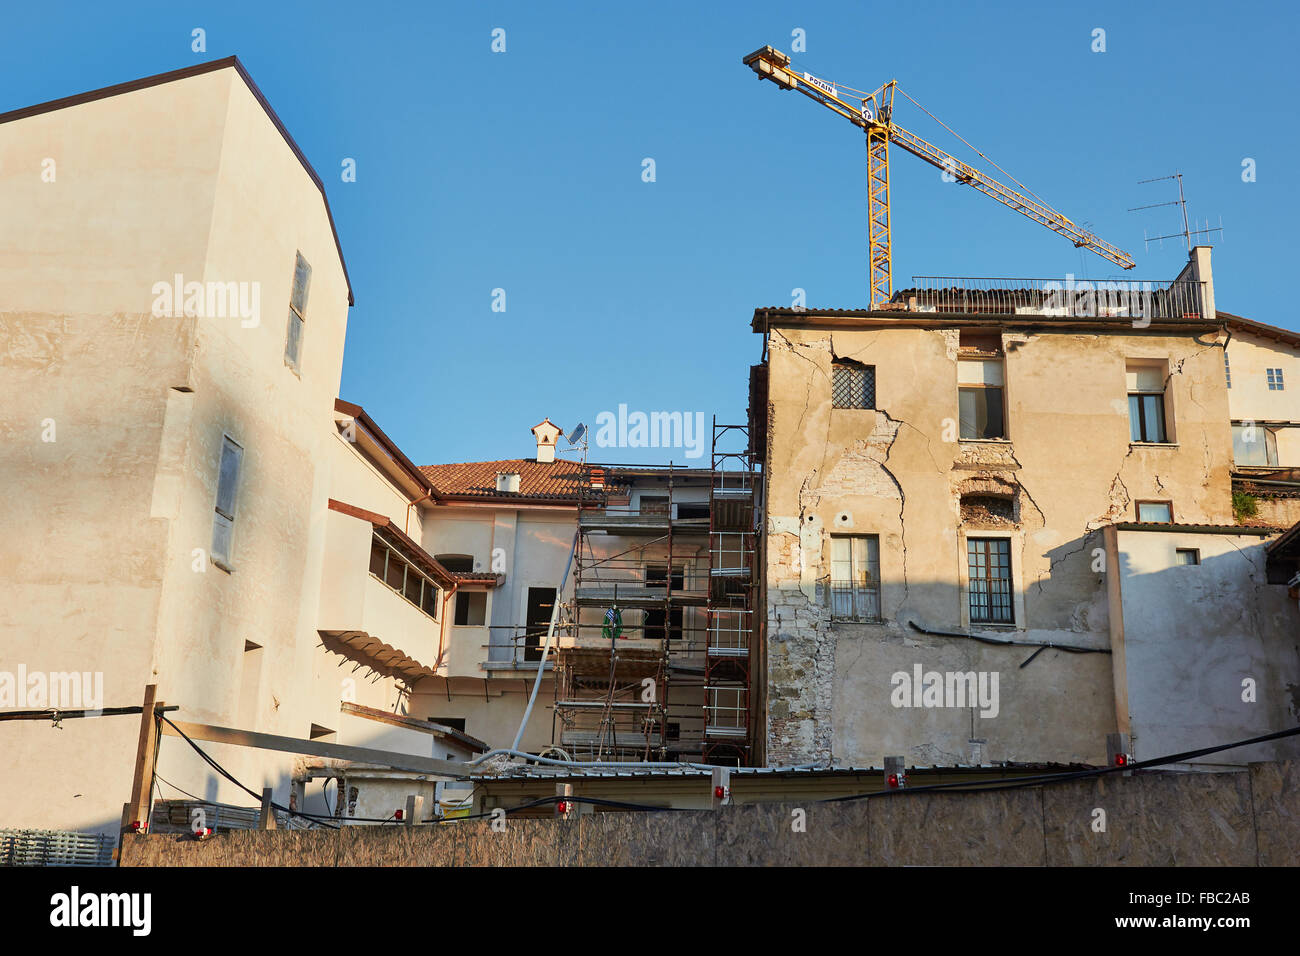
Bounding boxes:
832 361 875 409
1266 368 1285 391
1175 548 1200 566
1136 501 1173 523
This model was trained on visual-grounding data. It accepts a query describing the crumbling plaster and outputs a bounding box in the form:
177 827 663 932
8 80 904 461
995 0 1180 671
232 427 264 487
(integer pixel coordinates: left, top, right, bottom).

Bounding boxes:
763 323 1235 767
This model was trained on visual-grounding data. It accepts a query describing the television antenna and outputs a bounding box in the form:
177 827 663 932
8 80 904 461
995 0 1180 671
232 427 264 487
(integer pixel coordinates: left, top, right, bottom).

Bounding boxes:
1128 172 1223 252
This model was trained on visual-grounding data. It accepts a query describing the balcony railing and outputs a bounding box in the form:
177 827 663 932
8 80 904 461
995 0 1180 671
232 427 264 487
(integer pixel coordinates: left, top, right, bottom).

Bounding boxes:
899 276 1208 321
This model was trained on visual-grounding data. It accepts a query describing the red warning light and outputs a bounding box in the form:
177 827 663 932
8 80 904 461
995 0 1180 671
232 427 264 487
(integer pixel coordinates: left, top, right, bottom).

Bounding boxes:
887 773 900 788
714 786 726 799
1115 754 1128 767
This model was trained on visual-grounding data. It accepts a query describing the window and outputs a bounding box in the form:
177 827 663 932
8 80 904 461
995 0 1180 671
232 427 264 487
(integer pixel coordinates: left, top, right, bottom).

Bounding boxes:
644 606 684 642
829 534 881 622
369 532 440 620
435 554 474 573
676 502 710 520
958 359 1006 439
645 564 685 590
1175 548 1200 566
524 587 557 661
639 495 670 516
454 592 487 626
211 436 243 568
284 252 312 372
832 361 876 409
1136 501 1173 523
1232 423 1279 466
1127 364 1168 443
1224 353 1232 389
967 537 1013 624
1267 368 1285 391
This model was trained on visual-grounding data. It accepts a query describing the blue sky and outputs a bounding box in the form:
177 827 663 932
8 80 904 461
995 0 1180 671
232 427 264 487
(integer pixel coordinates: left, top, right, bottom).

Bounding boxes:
5 1 1295 465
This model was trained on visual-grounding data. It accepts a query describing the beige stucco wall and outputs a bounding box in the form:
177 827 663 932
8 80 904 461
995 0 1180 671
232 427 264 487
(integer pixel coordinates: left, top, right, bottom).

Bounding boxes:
761 321 1235 768
0 66 357 834
1111 528 1300 768
1226 329 1300 463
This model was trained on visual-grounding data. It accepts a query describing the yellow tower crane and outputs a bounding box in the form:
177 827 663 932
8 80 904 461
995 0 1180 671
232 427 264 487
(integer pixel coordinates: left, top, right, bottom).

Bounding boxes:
743 46 1135 308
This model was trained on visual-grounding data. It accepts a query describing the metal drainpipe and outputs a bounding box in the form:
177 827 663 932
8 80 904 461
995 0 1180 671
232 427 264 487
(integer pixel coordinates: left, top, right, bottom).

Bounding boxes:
405 488 433 536
435 582 459 672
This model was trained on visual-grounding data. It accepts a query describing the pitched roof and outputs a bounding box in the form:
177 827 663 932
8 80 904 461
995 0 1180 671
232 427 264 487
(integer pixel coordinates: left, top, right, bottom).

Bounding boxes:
418 458 590 502
0 55 353 306
1218 310 1300 348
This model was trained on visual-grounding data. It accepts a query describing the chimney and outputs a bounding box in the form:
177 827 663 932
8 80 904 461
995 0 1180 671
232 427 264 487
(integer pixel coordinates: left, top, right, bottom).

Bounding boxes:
531 418 563 465
496 472 521 493
1188 246 1216 320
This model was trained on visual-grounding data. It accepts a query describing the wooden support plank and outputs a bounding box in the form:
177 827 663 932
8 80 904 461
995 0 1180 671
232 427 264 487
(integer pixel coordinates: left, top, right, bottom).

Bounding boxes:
126 685 159 830
258 787 277 830
159 719 471 778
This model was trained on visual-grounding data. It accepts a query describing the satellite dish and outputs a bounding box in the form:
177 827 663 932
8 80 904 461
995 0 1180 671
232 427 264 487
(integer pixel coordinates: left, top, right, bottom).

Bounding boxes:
567 423 587 445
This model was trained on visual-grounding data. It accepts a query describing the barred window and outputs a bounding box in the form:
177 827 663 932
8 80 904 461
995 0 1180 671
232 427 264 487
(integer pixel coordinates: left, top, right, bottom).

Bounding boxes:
832 361 875 409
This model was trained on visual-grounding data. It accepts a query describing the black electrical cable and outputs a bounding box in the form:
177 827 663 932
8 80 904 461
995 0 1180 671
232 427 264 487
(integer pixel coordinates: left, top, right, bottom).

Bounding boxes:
157 712 1300 822
823 724 1300 802
158 714 419 826
157 714 340 829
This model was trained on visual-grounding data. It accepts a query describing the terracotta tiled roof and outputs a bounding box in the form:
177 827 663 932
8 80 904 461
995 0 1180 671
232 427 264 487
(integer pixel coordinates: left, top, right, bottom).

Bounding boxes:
418 458 593 501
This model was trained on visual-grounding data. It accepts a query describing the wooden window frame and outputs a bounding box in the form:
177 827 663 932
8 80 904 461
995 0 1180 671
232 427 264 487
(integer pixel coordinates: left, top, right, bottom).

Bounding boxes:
966 536 1014 625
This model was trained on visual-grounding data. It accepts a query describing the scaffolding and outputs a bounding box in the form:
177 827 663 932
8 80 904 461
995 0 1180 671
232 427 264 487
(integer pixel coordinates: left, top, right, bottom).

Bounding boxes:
552 420 758 765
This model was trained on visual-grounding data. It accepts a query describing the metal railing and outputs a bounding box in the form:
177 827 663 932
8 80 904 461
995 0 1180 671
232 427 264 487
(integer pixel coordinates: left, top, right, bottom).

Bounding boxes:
900 276 1207 320
705 686 749 736
1 829 115 867
707 608 753 655
969 579 1014 624
828 581 883 623
710 531 755 574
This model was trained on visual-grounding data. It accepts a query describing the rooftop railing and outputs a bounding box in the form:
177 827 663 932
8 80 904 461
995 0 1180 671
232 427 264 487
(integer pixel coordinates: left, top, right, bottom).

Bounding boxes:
899 276 1208 321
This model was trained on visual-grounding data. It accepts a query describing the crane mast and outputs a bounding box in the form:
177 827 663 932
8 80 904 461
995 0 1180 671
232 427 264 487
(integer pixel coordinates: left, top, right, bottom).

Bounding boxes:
743 45 1136 308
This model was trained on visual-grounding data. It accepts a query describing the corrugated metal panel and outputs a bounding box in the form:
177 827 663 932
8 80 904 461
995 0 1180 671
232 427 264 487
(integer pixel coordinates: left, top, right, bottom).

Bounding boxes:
0 828 114 867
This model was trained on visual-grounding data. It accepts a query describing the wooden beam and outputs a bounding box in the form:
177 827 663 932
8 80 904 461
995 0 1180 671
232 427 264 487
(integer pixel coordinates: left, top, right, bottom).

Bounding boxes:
159 719 472 778
259 787 277 830
126 685 160 830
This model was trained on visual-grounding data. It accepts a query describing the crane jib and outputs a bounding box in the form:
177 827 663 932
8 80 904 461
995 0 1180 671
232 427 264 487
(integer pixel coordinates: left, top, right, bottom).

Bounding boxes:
743 45 1137 284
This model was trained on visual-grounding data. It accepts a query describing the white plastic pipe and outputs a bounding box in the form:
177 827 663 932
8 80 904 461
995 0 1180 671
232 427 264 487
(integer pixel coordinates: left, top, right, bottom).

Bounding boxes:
510 529 579 752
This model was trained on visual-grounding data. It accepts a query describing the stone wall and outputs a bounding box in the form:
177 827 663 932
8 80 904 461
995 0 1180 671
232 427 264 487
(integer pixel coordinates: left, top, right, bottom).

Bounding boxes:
122 760 1300 866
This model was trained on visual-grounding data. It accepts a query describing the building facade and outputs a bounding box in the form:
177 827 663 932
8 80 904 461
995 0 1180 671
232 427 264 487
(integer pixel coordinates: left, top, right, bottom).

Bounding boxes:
750 249 1300 769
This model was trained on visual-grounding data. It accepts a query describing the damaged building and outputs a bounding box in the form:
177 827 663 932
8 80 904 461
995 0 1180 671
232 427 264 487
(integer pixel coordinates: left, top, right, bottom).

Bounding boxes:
749 248 1300 770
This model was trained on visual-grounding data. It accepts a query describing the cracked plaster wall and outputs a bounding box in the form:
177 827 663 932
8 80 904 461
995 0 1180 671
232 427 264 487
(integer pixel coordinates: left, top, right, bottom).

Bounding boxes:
764 324 1236 767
